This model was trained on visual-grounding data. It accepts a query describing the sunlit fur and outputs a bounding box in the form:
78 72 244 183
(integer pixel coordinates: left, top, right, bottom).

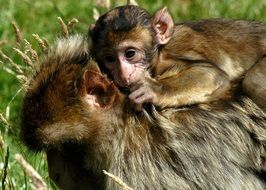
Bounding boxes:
21 35 91 150
90 5 266 111
21 36 266 189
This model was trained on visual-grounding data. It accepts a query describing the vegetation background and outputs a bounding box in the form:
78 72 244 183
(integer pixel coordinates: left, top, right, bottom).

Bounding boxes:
0 0 266 189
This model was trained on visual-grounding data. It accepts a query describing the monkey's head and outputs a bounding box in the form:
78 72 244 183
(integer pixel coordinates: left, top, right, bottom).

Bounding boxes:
21 36 123 151
89 5 174 87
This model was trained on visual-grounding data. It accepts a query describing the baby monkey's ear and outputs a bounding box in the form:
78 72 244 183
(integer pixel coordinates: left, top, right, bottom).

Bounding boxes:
151 7 174 45
82 70 117 109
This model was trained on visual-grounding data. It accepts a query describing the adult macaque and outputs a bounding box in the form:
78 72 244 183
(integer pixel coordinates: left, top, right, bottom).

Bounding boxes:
21 36 266 189
89 5 266 110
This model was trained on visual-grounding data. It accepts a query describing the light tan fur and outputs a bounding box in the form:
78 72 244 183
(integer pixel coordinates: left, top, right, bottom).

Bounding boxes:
21 36 266 190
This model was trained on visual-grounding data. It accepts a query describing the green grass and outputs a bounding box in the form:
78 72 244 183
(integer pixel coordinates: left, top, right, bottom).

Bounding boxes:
0 0 266 189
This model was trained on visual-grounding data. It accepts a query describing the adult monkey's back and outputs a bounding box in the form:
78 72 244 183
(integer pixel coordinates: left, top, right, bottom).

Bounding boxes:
21 36 266 190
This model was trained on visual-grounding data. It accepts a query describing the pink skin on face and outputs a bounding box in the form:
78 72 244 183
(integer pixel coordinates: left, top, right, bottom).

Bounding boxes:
102 43 152 110
113 54 134 86
103 45 147 87
113 58 146 87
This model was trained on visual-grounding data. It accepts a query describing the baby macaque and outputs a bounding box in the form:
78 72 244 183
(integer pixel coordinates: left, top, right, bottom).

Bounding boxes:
21 36 266 189
89 5 266 110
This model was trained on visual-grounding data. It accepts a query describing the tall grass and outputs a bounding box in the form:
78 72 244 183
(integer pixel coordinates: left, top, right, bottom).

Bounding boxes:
0 0 265 189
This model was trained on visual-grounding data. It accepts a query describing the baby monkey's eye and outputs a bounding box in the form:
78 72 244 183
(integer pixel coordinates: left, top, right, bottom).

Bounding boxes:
104 55 116 64
125 49 136 59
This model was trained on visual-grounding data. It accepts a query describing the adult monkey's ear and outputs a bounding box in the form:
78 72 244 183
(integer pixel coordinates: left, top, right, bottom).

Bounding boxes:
82 70 117 109
151 7 174 45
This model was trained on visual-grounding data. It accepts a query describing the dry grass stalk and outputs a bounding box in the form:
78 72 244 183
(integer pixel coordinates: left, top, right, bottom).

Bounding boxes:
94 0 110 9
93 8 100 21
32 34 47 52
67 18 79 31
13 47 34 68
0 132 4 149
103 170 134 190
15 154 48 190
42 37 50 49
57 17 69 38
11 21 22 46
0 50 24 74
17 75 29 87
127 0 138 5
24 39 38 62
0 40 7 47
2 147 9 190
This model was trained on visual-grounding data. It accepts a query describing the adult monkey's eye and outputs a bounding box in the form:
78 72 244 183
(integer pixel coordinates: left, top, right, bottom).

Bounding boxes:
104 55 116 64
125 49 136 59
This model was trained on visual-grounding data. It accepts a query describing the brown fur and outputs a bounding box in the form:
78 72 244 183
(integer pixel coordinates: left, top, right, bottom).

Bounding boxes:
90 5 266 110
21 36 266 189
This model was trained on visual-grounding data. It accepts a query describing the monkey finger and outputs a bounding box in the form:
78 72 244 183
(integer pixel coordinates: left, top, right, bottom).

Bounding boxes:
129 88 145 100
129 91 148 111
129 82 143 92
134 103 143 111
134 94 153 105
